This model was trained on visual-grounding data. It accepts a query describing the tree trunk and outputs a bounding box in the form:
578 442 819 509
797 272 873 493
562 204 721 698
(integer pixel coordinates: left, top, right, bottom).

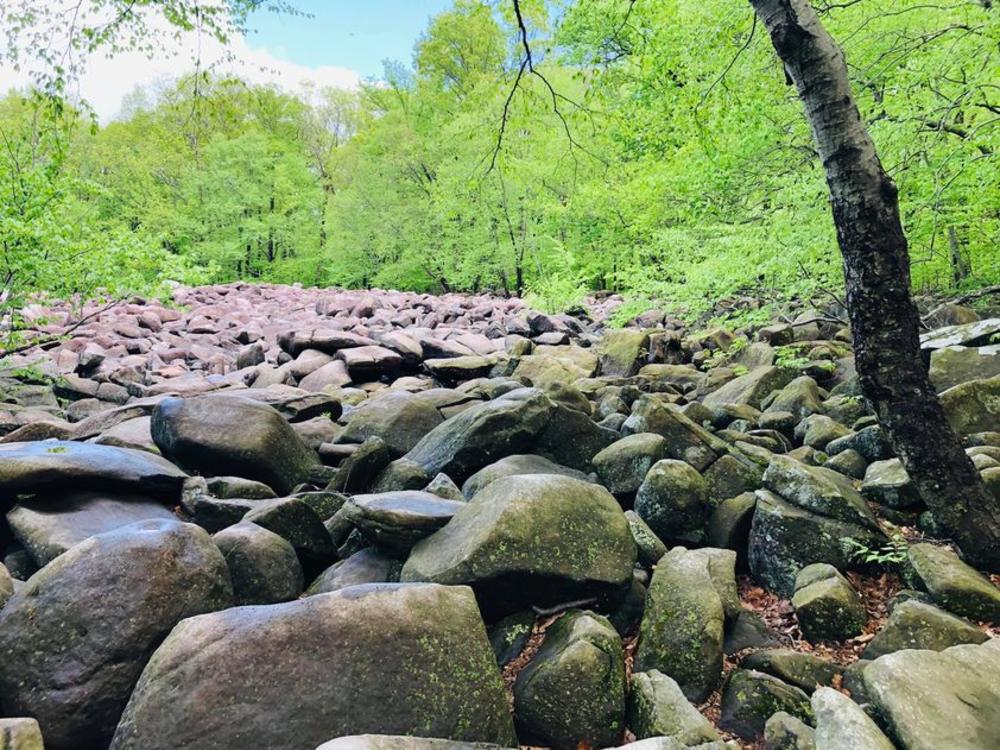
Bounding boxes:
749 0 1000 568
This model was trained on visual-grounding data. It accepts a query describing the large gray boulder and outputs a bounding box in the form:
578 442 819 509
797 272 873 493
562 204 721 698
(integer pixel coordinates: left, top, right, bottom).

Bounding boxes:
152 395 319 493
622 398 724 472
213 522 303 605
929 345 1000 391
339 390 444 456
939 374 1000 435
704 366 796 410
863 600 988 659
634 459 711 543
906 542 1000 622
6 492 175 567
401 474 636 619
634 547 727 702
719 670 812 740
461 453 590 499
403 390 555 482
513 610 626 749
863 639 1000 750
791 563 866 643
0 441 186 499
763 455 879 530
0 519 233 750
749 491 885 597
811 687 894 750
593 433 669 498
627 670 720 744
305 548 402 596
110 584 516 750
342 491 463 554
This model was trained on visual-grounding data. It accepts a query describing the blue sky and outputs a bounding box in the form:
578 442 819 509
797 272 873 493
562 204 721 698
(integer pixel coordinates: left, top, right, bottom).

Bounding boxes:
247 0 455 79
0 0 457 121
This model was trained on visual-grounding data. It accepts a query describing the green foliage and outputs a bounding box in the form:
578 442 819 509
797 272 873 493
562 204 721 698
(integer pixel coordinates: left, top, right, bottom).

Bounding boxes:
1 0 997 325
844 532 910 568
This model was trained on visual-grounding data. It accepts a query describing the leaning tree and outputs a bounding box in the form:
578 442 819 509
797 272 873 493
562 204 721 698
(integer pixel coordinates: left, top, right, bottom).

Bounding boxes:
748 0 1000 567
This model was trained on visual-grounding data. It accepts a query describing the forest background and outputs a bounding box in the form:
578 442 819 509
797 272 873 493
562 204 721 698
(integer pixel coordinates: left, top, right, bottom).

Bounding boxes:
2 0 997 333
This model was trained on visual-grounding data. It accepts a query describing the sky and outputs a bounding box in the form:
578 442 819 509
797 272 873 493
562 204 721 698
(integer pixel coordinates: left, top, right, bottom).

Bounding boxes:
0 0 454 122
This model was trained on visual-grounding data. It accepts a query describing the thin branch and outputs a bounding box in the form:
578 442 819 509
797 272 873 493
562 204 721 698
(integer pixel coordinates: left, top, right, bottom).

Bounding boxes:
1 298 123 358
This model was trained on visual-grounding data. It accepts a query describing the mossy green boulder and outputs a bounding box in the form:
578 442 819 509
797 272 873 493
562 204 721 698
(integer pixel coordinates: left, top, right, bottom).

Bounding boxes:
863 599 988 659
110 584 517 750
863 639 1000 750
719 670 813 740
906 542 1000 622
513 610 626 749
634 547 727 702
627 670 720 744
791 563 866 643
401 474 636 619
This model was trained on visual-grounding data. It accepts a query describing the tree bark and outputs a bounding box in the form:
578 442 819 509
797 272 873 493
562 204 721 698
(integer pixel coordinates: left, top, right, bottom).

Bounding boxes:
749 0 1000 568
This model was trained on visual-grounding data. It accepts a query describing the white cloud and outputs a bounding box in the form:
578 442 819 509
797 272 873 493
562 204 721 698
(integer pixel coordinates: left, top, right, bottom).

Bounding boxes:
0 9 360 122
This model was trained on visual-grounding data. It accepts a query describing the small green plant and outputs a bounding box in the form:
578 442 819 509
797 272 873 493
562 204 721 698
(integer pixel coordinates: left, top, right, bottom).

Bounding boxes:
774 344 812 370
843 532 909 567
703 336 748 370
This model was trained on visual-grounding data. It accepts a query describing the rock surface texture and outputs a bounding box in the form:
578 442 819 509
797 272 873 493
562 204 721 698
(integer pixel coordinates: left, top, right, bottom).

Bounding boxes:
0 287 998 750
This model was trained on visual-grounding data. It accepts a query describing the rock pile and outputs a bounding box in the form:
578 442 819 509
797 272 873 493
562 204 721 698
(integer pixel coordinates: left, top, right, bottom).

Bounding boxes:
0 285 998 749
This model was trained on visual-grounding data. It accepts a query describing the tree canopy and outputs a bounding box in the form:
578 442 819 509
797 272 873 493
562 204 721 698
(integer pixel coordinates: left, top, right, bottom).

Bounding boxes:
1 0 997 334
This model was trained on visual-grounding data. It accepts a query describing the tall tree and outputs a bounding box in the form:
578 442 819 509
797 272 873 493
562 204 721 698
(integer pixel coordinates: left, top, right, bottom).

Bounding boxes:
749 0 1000 567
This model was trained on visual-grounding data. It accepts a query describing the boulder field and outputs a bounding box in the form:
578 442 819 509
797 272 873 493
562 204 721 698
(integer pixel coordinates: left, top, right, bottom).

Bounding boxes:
0 284 999 749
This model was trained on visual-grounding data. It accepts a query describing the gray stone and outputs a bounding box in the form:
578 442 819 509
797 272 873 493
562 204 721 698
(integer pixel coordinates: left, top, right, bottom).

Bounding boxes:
594 433 669 497
862 459 921 509
513 610 626 750
719 670 813 740
764 712 816 750
403 390 556 482
339 390 445 456
906 542 1000 622
6 491 175 567
929 345 1000 391
635 459 710 543
792 564 866 642
811 687 894 750
625 510 668 568
242 496 334 573
152 395 318 494
343 491 462 554
939 375 1000 435
627 670 720 744
742 649 843 694
863 599 988 659
0 440 186 499
749 491 885 597
634 547 725 702
213 522 303 605
704 366 796 410
110 584 516 750
863 639 1000 750
764 455 879 529
305 548 402 596
0 520 233 750
402 474 636 619
920 318 1000 350
461 453 590 499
